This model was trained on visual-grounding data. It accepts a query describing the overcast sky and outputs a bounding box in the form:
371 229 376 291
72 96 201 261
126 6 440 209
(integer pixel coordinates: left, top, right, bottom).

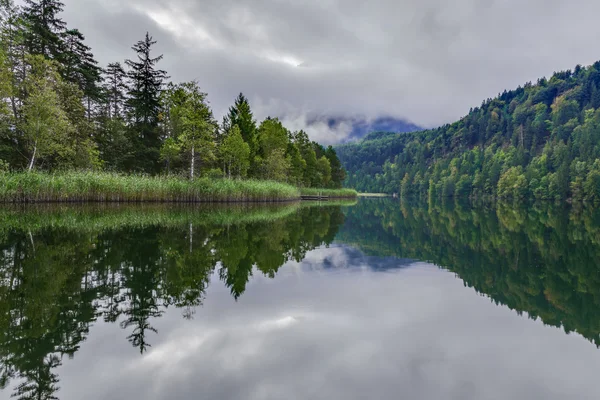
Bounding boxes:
58 0 600 143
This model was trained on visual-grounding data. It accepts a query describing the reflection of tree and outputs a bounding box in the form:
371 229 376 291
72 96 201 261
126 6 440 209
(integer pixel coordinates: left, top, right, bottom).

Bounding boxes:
339 198 600 347
0 204 346 398
0 230 97 400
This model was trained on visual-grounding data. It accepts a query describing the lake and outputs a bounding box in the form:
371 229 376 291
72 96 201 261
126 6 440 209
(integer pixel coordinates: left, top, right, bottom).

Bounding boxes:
1 199 600 400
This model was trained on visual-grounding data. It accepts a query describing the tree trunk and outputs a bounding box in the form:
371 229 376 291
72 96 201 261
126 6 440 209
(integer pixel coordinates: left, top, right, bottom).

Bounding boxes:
190 145 195 180
87 97 92 122
519 125 524 148
28 142 37 172
189 223 193 253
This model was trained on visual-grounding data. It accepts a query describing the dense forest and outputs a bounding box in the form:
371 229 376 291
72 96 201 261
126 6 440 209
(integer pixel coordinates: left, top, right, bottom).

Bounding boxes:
337 61 600 200
338 198 600 347
0 0 345 188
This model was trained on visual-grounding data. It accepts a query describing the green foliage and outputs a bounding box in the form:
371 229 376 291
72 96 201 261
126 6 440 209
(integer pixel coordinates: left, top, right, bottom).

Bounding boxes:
220 125 250 178
0 1 348 193
20 55 73 170
336 60 600 201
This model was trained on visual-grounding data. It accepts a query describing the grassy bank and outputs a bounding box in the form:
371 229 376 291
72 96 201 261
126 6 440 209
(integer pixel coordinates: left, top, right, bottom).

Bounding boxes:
0 172 301 203
299 187 358 198
0 172 358 203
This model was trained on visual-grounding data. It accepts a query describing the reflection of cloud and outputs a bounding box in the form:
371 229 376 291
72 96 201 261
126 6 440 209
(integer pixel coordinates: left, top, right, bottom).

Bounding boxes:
55 248 600 400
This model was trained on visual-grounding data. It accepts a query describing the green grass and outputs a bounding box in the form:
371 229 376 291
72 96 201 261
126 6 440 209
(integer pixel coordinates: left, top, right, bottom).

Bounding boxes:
0 171 302 203
299 187 358 198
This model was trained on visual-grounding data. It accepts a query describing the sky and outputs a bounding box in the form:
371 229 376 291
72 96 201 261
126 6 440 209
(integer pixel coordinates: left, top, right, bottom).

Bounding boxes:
56 0 600 143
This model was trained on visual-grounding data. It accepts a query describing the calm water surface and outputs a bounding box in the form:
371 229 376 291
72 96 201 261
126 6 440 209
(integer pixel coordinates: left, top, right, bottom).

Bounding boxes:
1 199 600 399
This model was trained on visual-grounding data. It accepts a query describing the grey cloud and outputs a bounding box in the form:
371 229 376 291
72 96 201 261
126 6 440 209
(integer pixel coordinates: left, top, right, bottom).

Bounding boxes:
60 0 600 143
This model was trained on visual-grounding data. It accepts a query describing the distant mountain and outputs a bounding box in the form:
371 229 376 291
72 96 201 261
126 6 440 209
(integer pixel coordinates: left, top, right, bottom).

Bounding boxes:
307 115 422 142
335 60 600 201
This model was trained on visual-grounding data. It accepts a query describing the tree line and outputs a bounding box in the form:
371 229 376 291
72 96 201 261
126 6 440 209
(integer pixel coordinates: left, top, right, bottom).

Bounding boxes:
336 60 600 200
0 0 345 188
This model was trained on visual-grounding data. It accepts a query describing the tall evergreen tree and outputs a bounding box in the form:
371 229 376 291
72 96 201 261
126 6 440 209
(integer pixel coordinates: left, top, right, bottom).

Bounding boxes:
125 32 168 172
103 62 127 119
61 28 102 120
226 93 257 161
325 145 345 188
22 0 66 59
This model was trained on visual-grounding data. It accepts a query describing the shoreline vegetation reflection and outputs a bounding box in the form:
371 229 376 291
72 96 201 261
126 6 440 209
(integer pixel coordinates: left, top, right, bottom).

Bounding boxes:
339 198 600 347
2 198 600 398
0 202 351 399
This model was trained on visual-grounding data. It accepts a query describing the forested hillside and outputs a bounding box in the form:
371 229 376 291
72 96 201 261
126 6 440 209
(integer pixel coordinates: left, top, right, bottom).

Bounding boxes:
0 0 345 189
336 62 600 201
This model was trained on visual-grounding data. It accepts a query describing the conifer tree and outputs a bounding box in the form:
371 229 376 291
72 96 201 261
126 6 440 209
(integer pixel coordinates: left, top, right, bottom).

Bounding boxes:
103 62 128 119
226 93 257 161
22 0 66 59
125 32 168 172
62 28 102 120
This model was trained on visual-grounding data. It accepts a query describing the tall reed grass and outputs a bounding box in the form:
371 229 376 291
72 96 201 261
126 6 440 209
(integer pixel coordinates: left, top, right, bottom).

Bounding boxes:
0 172 302 203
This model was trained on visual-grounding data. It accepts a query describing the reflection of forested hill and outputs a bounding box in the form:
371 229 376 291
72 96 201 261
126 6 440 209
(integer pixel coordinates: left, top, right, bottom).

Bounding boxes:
337 199 600 347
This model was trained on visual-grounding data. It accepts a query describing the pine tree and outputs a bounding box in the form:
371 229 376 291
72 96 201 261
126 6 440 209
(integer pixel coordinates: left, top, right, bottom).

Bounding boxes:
103 62 127 119
126 32 167 127
61 28 102 120
591 82 600 110
325 145 346 188
22 0 66 59
226 93 257 160
125 32 168 172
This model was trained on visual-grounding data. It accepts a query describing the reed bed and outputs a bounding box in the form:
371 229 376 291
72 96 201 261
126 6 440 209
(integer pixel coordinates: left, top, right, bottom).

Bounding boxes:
300 187 358 198
0 172 301 203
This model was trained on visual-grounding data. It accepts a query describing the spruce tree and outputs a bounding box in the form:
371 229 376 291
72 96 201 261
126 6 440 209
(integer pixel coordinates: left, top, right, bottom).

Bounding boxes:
226 93 257 160
125 32 168 172
325 145 346 188
103 62 128 119
22 0 66 59
62 28 102 120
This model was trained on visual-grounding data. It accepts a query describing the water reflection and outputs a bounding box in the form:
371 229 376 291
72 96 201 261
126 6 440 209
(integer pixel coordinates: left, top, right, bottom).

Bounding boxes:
339 199 600 346
0 203 348 399
2 199 600 399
